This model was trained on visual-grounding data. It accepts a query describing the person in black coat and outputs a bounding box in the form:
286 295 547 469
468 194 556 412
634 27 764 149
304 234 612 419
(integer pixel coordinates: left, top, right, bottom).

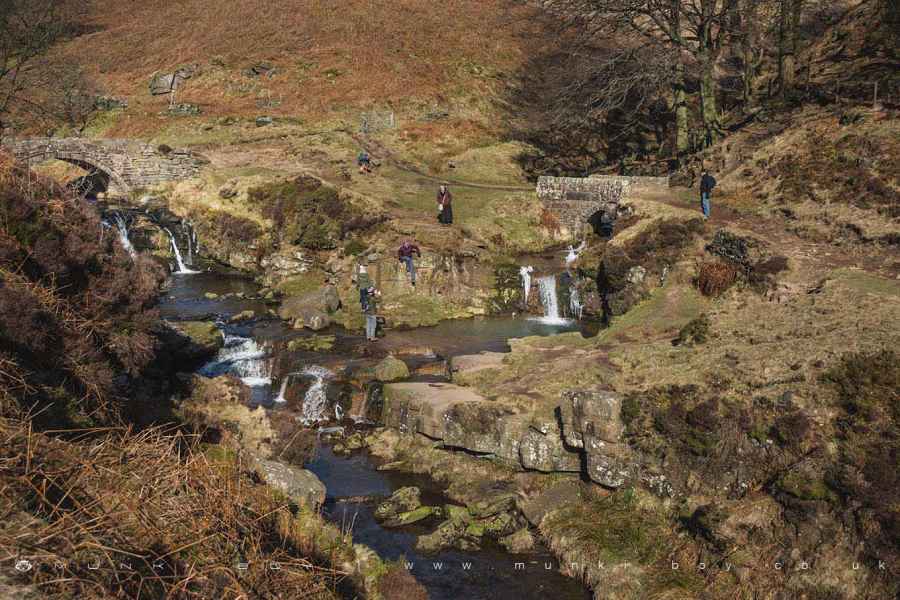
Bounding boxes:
700 169 716 219
437 185 453 225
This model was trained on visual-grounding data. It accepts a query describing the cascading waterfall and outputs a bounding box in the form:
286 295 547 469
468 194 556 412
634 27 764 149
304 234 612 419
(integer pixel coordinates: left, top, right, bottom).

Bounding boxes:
200 335 271 388
273 365 335 425
299 366 333 425
534 275 571 325
519 266 533 304
565 240 586 266
569 281 584 319
164 228 199 274
112 213 137 259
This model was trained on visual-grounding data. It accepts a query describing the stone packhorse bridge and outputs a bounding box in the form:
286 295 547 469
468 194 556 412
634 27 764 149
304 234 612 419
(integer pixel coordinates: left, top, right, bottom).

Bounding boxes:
537 174 669 236
3 138 207 195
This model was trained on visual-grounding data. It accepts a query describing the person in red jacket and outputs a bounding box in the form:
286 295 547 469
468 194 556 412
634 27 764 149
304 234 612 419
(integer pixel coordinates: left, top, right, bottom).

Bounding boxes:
437 184 453 225
397 239 421 287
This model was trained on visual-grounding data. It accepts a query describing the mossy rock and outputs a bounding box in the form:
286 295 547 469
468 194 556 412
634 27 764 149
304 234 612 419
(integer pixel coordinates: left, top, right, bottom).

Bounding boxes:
374 356 410 382
387 506 437 527
287 335 336 352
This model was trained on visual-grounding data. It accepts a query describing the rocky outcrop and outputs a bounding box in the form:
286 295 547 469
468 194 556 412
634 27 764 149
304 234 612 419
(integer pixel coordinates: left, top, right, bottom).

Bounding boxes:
380 382 584 471
559 389 637 488
518 418 582 472
253 459 326 508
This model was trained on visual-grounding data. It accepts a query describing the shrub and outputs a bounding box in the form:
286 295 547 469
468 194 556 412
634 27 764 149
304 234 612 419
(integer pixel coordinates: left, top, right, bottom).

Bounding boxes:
696 261 739 297
379 562 429 600
674 314 710 346
0 155 164 426
343 238 368 256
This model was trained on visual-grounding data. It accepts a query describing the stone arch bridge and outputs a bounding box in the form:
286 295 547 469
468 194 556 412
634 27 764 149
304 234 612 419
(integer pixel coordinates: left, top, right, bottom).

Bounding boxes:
537 175 670 236
3 138 207 195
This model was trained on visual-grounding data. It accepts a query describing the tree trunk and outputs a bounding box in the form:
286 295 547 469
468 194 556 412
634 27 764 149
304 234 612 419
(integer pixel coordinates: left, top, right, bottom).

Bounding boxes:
673 62 689 155
779 0 803 96
699 56 720 147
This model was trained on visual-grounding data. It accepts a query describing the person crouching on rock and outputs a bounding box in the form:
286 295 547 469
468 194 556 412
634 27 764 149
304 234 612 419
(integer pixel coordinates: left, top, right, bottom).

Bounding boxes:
357 150 372 174
397 239 421 287
364 287 381 342
437 184 453 225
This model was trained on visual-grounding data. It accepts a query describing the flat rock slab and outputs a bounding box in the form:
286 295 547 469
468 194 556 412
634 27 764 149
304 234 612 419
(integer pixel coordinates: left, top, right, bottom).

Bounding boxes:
382 382 486 439
449 352 506 380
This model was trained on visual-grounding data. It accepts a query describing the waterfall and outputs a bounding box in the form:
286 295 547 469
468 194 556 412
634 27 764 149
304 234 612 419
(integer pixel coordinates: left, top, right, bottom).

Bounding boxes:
164 228 199 274
273 365 334 424
112 213 137 259
569 281 584 319
200 335 271 388
565 240 586 266
533 275 571 325
274 377 290 404
299 366 333 425
519 266 533 304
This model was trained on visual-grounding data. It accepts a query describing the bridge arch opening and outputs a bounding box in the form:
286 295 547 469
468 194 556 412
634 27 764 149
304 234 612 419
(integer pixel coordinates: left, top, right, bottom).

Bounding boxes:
21 152 128 199
587 207 615 239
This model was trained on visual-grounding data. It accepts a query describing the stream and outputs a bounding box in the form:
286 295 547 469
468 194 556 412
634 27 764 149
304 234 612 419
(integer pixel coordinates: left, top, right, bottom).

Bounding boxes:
158 254 592 599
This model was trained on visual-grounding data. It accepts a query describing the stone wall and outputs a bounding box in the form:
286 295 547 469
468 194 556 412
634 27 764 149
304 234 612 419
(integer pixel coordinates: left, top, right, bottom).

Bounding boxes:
537 174 669 236
3 138 206 194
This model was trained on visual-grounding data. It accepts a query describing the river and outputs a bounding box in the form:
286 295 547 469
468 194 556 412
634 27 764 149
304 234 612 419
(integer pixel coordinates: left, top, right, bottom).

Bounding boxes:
159 261 592 599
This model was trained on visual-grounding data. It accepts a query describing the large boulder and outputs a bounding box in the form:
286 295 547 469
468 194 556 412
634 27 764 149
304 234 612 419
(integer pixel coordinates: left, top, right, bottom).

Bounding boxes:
518 479 587 527
253 460 326 508
279 285 341 322
373 356 410 382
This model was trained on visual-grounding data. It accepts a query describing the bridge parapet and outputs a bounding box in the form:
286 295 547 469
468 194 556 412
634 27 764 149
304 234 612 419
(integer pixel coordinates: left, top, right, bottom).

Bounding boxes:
3 137 205 194
537 174 669 236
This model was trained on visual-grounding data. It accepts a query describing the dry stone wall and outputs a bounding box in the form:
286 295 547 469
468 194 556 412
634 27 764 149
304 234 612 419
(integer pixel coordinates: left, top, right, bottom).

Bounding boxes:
4 138 206 194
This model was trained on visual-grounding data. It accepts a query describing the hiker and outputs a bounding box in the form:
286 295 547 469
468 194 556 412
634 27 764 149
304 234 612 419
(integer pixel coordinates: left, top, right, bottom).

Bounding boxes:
357 150 372 174
397 239 421 287
364 287 381 341
354 262 372 310
437 184 453 225
700 169 716 220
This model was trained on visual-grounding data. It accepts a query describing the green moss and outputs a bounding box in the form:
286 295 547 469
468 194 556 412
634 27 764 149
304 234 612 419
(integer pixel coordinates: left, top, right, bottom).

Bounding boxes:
276 271 325 297
777 471 836 502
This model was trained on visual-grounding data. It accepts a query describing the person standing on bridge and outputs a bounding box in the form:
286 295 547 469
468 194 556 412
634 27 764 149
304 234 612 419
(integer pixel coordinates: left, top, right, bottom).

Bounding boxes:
699 168 716 220
397 239 421 287
437 184 453 225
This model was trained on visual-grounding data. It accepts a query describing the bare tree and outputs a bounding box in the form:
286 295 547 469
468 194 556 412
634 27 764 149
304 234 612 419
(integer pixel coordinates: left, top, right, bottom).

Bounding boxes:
0 0 74 140
546 0 742 148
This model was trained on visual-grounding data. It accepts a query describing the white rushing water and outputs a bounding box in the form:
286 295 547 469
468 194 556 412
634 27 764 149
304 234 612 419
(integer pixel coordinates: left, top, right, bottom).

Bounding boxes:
299 366 333 425
164 228 199 274
112 213 137 259
565 240 586 266
273 365 334 425
569 280 584 320
200 335 271 388
519 265 534 304
533 275 572 325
